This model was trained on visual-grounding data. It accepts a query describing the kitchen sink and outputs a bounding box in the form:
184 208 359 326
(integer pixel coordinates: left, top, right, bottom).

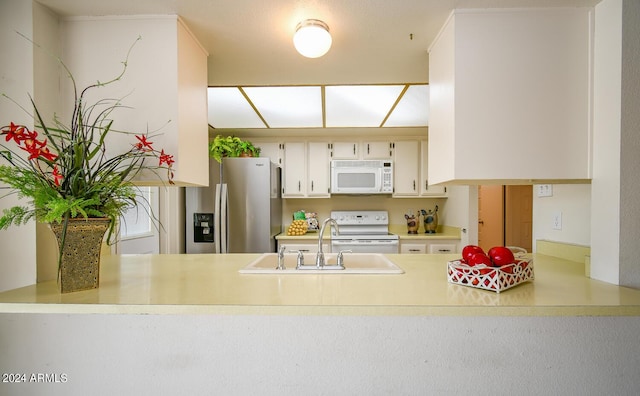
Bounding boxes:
239 253 404 274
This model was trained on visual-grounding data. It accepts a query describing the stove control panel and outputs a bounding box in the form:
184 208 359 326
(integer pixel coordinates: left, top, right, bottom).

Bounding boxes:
330 211 389 226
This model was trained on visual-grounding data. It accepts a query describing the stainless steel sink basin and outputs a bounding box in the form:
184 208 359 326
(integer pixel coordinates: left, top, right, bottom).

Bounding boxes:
239 253 404 274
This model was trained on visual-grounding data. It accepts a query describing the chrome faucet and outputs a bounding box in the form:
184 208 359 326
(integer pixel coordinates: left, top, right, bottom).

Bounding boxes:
316 218 339 268
276 245 286 270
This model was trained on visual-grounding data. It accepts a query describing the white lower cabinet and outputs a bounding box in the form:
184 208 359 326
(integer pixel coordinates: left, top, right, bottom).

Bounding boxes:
278 242 330 254
400 240 459 254
400 243 427 254
429 243 457 254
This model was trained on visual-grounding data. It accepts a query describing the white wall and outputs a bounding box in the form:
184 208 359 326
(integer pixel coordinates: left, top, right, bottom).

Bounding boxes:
591 0 622 285
33 1 63 282
441 185 476 247
617 0 640 288
533 184 592 249
0 0 37 292
2 313 639 395
590 0 640 288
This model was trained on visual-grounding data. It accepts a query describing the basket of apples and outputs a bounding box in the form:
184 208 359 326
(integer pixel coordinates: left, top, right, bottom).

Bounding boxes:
447 245 534 293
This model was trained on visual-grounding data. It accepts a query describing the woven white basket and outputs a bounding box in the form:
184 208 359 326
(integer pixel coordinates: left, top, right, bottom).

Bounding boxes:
447 247 534 293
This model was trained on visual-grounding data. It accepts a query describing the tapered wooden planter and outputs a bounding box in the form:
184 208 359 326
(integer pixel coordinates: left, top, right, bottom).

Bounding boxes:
50 218 111 293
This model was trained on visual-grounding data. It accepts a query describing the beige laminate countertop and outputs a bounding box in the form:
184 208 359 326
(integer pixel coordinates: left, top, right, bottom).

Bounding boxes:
275 225 461 241
1 253 640 316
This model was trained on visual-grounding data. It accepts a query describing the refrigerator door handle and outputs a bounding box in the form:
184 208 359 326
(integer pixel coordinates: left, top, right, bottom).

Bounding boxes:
220 183 229 254
214 184 222 254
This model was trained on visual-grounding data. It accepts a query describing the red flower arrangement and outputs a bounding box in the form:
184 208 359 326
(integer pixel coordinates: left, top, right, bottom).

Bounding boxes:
0 38 175 264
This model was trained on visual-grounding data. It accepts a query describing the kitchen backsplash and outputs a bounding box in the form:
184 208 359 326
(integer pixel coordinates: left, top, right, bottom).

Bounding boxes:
282 196 447 227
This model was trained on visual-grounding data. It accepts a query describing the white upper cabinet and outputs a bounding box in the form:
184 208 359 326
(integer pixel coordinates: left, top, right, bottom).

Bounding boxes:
282 142 307 197
428 9 593 184
307 142 331 197
363 141 392 159
331 142 359 159
61 16 209 186
420 140 446 196
255 141 283 166
282 141 331 198
331 141 391 160
392 140 420 197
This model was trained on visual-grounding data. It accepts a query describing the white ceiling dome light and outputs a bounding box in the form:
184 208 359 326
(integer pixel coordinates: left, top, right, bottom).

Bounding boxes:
293 19 332 58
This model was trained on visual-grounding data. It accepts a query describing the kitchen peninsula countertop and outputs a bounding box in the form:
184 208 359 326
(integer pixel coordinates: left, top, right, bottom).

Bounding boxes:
1 253 640 316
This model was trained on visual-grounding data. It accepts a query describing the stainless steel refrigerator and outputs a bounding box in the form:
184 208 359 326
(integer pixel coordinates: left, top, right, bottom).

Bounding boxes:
185 157 282 253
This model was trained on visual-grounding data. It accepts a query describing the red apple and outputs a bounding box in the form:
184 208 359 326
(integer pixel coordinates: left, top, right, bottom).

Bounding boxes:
468 252 492 267
462 245 485 263
488 246 515 267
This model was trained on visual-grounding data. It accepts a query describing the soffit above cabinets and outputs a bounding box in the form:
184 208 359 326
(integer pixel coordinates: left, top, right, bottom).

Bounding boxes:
208 84 429 129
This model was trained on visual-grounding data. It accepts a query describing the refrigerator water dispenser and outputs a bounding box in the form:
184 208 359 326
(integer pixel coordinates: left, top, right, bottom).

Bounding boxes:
193 213 214 243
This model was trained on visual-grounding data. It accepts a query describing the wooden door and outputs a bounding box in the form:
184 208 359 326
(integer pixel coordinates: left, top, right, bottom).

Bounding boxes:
505 185 533 252
478 185 504 251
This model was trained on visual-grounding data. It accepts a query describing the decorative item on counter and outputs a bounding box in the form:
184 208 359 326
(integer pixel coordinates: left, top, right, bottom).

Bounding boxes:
305 211 319 231
293 210 306 220
286 219 309 236
293 210 318 231
0 37 174 293
404 210 419 234
420 205 439 234
447 246 534 293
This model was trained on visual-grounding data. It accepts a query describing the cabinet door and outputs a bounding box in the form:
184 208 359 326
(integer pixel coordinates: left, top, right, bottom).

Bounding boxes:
282 142 306 197
392 140 419 196
331 142 359 159
256 142 283 166
363 141 392 159
307 142 331 197
420 140 446 196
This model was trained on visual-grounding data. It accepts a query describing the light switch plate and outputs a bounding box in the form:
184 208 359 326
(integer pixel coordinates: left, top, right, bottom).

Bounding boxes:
537 184 553 197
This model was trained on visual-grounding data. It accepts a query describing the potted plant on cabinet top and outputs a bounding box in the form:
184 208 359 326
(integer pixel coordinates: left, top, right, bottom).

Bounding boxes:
0 38 175 293
209 135 261 163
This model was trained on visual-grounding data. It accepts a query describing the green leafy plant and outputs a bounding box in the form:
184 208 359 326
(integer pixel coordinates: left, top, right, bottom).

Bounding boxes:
0 37 174 269
208 135 260 163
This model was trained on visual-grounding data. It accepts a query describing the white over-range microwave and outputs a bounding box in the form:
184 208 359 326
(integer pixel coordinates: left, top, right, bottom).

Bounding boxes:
330 160 393 194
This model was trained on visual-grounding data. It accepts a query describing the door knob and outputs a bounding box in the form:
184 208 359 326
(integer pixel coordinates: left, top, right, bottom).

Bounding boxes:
478 220 484 225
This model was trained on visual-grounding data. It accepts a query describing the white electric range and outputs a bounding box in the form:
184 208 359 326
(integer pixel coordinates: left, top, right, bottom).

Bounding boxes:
330 210 399 254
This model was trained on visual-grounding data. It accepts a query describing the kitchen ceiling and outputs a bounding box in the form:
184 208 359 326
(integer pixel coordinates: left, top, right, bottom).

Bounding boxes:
36 0 599 130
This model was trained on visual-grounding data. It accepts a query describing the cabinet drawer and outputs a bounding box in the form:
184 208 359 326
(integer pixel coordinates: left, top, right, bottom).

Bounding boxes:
429 244 456 254
400 244 427 254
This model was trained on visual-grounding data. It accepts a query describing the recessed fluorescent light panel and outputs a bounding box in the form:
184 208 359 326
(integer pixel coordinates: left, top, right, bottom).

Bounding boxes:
208 87 265 128
243 86 322 128
207 84 429 129
384 85 429 127
325 85 404 127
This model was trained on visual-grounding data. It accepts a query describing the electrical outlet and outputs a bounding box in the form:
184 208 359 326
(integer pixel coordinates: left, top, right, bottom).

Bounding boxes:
552 211 562 230
537 184 553 197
